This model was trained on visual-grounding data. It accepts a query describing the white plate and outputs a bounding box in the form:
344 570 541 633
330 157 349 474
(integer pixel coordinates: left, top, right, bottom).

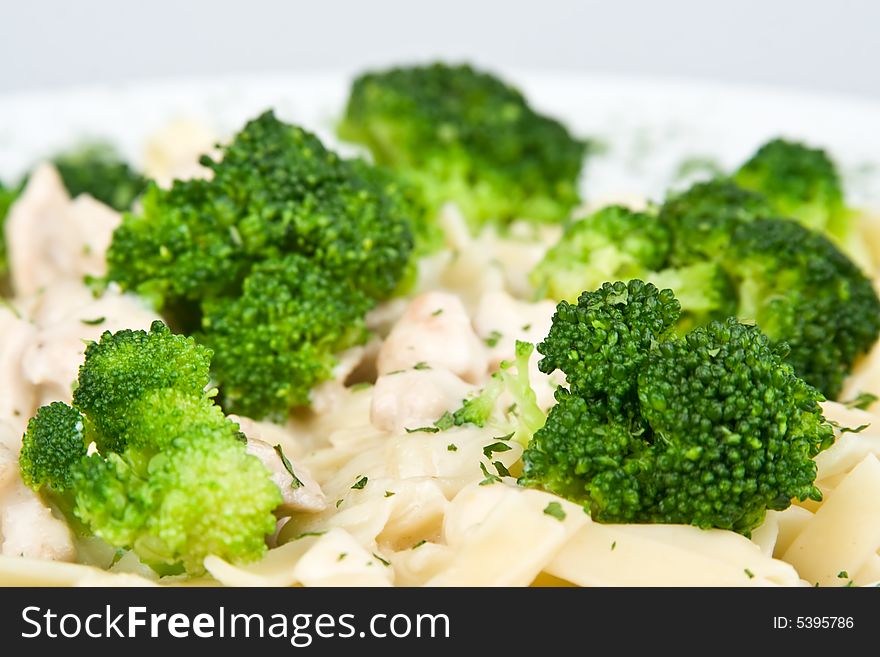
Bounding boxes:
1 71 879 207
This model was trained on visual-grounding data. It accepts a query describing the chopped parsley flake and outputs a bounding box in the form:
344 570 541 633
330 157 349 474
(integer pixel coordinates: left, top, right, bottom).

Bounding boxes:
611 541 616 551
543 502 566 521
338 553 347 561
447 443 458 452
483 441 512 459
384 490 395 498
837 571 849 579
296 531 327 540
273 444 303 489
411 539 427 550
336 499 343 508
349 382 373 392
351 476 368 490
431 308 443 316
372 552 391 567
744 568 755 579
485 330 503 348
493 461 511 477
434 411 455 431
406 426 440 434
844 392 878 410
80 317 106 326
479 462 501 486
521 323 532 332
413 361 431 370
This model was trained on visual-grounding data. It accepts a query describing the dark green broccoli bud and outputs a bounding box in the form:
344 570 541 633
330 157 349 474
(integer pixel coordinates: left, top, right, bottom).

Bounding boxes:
636 319 833 531
339 62 587 230
530 205 671 302
658 179 774 264
51 142 147 211
19 402 88 493
734 138 844 234
522 283 835 534
200 255 371 419
519 389 647 516
537 280 680 411
725 218 880 398
73 320 212 451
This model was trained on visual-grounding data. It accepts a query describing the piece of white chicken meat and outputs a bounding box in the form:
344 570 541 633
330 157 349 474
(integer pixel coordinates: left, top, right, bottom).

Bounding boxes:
231 415 326 514
377 291 489 384
370 368 475 435
5 164 121 298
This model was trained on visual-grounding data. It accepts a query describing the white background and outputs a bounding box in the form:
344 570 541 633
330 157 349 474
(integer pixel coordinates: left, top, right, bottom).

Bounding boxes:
1 0 878 99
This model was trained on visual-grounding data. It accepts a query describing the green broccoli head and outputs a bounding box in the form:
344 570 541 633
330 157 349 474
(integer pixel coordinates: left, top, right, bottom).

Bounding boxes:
200 254 371 419
724 217 880 398
658 179 774 264
530 205 670 302
734 138 844 234
106 180 246 308
19 402 88 493
73 409 278 574
52 142 147 211
73 320 213 451
648 261 738 332
107 110 415 308
339 62 587 229
107 111 416 418
21 323 281 575
519 389 647 518
537 280 681 411
522 283 835 534
635 319 832 531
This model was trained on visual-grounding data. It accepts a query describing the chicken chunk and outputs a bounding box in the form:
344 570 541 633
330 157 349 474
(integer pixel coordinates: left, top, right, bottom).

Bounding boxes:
377 291 488 383
0 307 38 434
20 286 159 406
231 415 326 514
370 369 475 434
0 443 75 561
6 164 121 298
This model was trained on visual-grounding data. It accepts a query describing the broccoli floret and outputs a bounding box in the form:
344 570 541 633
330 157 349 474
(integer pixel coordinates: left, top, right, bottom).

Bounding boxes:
648 261 737 332
724 218 880 398
200 255 370 419
530 206 670 301
73 403 277 574
531 205 735 330
73 320 212 451
558 178 880 398
537 280 681 411
658 179 774 264
734 138 844 234
51 142 147 211
107 110 416 418
521 283 835 534
19 402 88 493
437 341 546 444
109 112 415 307
734 138 869 268
339 62 587 230
20 323 280 575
